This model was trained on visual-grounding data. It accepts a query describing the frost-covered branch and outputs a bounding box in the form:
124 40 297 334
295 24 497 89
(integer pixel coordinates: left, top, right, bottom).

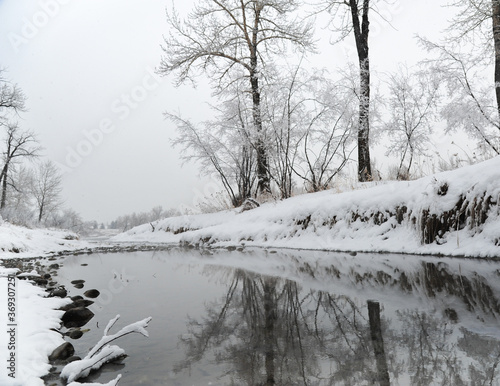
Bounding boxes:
61 315 152 384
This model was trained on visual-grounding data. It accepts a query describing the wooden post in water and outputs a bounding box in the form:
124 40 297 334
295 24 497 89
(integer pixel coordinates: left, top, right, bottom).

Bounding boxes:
367 300 390 386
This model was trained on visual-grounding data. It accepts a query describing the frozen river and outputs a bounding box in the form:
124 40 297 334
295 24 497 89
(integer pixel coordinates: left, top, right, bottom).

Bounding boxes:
51 248 500 385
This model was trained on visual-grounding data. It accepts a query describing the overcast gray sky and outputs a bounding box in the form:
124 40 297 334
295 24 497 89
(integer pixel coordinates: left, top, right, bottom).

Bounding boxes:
0 0 455 223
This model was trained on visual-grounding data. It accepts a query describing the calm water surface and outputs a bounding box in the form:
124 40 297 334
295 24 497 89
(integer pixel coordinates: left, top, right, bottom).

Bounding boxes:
51 248 500 385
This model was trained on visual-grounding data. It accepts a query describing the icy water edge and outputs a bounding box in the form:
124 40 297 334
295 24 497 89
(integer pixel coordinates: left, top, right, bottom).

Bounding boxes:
47 248 500 385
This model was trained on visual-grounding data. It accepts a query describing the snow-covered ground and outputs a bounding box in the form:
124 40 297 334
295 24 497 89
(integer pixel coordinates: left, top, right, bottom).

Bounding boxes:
0 267 70 386
0 224 92 385
114 156 500 258
0 221 90 259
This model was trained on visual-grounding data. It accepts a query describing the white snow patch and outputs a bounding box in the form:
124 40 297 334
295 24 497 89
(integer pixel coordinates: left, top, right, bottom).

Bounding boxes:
0 268 70 385
67 374 122 386
0 222 90 259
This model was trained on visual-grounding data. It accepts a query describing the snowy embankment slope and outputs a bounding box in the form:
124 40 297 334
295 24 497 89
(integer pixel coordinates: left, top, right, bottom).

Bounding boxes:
0 225 84 385
0 267 70 386
115 157 500 258
0 222 89 259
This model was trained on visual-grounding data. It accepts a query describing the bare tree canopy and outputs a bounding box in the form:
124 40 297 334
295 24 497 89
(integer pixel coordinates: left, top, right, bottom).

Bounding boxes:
439 1 500 141
0 69 26 122
159 0 315 86
159 0 315 196
420 38 500 155
31 160 63 222
382 65 441 180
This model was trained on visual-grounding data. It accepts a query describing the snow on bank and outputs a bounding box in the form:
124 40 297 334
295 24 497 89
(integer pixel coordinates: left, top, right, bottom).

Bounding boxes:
0 224 90 384
0 221 90 259
114 157 500 258
0 267 70 385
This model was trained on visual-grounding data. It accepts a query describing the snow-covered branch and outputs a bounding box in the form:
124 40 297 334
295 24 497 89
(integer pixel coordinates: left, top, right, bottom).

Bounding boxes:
61 315 152 384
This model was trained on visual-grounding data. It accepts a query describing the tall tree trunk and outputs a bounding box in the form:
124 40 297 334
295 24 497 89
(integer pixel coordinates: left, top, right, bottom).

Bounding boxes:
350 0 372 181
251 73 271 196
38 203 44 222
0 162 9 209
251 6 271 196
493 0 500 122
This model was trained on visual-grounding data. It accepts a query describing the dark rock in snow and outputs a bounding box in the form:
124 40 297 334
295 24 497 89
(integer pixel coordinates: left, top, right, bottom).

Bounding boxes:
59 302 77 311
49 342 75 361
31 277 48 286
59 298 94 311
62 307 94 328
74 298 94 307
49 287 67 298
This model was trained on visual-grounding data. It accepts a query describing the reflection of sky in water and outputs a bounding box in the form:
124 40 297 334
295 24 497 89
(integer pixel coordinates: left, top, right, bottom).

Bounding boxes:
54 249 500 385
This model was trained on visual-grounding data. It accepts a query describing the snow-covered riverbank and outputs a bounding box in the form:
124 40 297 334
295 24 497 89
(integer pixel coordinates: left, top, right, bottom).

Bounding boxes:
0 225 89 385
0 222 90 259
0 266 70 386
115 157 500 258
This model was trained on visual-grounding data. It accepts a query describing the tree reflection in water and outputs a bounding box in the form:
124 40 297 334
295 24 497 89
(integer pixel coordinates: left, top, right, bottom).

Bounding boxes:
174 257 500 385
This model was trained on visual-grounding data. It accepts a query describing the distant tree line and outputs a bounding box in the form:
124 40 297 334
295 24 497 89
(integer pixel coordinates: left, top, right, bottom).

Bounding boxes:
109 205 180 232
160 0 500 207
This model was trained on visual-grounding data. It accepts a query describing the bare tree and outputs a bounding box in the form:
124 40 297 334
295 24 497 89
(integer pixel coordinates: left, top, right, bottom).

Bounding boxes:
0 70 26 125
31 160 63 222
282 68 356 193
444 0 500 119
422 1 500 154
168 100 256 207
320 0 375 181
0 123 41 209
159 0 314 196
263 65 310 199
0 165 34 225
46 208 85 233
421 39 500 155
383 65 441 180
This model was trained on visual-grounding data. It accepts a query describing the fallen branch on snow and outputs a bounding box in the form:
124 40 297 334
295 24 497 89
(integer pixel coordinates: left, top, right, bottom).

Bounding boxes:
61 314 152 384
